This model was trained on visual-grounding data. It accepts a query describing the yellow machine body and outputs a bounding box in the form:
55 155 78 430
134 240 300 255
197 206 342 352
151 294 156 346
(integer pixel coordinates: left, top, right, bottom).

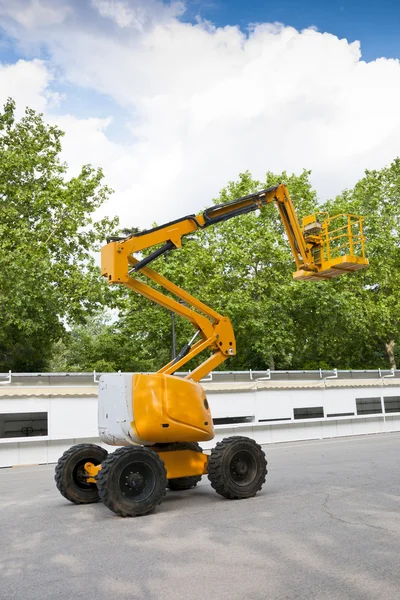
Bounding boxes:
97 372 214 446
132 373 214 443
96 371 212 479
85 448 208 483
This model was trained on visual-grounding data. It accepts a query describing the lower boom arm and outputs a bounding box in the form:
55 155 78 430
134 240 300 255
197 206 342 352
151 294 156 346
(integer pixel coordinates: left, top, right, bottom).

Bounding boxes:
124 256 235 382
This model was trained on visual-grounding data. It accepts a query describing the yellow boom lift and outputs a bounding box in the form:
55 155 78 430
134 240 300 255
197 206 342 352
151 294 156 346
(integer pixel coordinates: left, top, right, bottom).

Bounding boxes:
55 183 368 517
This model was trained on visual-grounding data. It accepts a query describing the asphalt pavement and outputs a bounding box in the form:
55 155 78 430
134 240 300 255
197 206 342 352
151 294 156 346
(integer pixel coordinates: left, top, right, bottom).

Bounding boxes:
1 432 400 600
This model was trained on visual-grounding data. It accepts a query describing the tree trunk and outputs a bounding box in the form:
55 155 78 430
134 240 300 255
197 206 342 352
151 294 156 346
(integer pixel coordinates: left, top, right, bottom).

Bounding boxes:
268 354 275 371
385 339 397 370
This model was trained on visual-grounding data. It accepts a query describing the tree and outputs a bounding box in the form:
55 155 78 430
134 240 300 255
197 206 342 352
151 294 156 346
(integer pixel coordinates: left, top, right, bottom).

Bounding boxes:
0 99 118 371
50 312 126 373
289 276 375 370
112 165 399 372
93 170 320 373
320 159 400 368
52 160 400 373
162 170 319 370
49 300 178 373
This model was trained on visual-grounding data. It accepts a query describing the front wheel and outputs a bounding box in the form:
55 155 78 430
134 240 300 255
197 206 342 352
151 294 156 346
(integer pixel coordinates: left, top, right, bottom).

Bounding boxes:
208 436 267 499
97 446 167 517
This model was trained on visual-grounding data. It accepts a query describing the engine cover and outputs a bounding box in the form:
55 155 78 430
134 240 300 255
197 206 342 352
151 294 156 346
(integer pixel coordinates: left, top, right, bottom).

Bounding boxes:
98 372 215 446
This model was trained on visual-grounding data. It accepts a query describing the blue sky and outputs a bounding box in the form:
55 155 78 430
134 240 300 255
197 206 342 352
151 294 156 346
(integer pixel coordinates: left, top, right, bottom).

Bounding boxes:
184 0 400 62
1 1 399 64
2 0 396 129
0 0 400 227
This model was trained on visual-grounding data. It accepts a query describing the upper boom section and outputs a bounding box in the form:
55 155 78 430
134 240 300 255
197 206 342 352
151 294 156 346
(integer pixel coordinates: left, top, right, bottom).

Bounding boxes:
102 183 368 283
105 184 287 262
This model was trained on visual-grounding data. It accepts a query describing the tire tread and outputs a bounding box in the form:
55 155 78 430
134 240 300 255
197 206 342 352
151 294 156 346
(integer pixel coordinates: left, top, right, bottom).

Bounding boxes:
208 436 267 499
97 446 167 517
54 443 108 504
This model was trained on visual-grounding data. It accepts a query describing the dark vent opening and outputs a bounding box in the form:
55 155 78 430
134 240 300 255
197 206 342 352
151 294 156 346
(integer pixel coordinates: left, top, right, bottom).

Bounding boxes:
383 396 400 413
213 416 254 425
258 417 292 422
0 412 48 439
356 398 382 415
326 412 355 418
293 407 324 420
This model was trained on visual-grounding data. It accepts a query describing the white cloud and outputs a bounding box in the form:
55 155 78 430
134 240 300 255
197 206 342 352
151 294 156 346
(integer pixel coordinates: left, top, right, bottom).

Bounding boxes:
0 0 72 29
91 0 185 30
0 59 62 113
93 0 147 29
1 2 400 229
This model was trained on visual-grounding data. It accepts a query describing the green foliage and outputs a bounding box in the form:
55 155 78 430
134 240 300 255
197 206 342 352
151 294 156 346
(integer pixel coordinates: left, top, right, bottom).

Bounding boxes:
0 99 118 371
73 169 320 373
318 159 400 367
100 163 400 373
50 312 124 372
3 96 400 372
162 169 319 370
49 302 179 373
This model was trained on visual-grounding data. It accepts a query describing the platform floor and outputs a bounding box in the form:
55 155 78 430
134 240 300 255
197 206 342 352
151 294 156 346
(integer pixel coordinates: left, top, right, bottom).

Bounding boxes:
1 433 400 600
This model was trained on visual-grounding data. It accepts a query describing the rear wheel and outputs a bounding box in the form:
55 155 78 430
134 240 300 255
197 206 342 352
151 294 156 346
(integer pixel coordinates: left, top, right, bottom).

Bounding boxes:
55 443 108 504
208 436 267 499
97 446 167 517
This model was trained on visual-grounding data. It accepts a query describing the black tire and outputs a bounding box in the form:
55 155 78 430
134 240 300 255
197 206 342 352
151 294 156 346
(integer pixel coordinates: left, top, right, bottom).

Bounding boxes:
208 436 267 499
54 443 108 504
97 446 167 517
164 442 203 491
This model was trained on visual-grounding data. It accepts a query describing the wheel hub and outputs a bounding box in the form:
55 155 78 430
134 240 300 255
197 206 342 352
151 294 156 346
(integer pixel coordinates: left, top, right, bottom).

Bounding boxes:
73 459 97 488
232 459 248 475
119 461 155 500
126 472 145 492
229 450 257 485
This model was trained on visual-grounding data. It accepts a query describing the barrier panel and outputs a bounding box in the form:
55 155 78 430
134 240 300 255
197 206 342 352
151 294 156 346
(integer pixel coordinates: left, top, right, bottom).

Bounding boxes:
1 371 399 467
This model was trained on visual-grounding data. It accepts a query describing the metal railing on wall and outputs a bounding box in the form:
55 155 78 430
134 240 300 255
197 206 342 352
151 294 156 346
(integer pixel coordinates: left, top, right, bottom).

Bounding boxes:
0 369 399 386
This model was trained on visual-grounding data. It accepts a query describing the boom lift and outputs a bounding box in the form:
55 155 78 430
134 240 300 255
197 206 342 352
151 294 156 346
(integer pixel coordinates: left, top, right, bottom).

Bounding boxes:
55 183 368 517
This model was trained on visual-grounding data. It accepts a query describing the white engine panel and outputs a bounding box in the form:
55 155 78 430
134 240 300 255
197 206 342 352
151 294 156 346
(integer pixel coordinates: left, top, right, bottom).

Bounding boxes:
98 373 152 446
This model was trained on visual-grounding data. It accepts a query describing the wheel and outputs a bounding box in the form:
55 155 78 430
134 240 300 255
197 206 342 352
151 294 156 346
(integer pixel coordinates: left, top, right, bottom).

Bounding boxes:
164 442 203 491
97 446 167 517
208 436 267 499
54 443 108 504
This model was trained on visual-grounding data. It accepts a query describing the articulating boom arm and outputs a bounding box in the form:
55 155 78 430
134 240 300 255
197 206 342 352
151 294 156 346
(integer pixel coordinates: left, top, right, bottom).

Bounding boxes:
101 183 367 381
106 184 309 272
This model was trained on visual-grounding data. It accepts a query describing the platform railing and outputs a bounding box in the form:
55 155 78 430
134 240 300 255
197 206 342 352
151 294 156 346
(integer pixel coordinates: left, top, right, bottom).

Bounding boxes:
321 213 366 262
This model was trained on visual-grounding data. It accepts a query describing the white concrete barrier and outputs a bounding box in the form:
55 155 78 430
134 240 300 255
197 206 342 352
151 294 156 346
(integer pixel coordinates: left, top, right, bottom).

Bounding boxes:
1 371 399 467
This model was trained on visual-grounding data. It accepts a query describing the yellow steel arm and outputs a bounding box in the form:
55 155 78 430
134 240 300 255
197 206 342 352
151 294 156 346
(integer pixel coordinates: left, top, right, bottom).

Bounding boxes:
101 183 367 380
103 184 309 269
